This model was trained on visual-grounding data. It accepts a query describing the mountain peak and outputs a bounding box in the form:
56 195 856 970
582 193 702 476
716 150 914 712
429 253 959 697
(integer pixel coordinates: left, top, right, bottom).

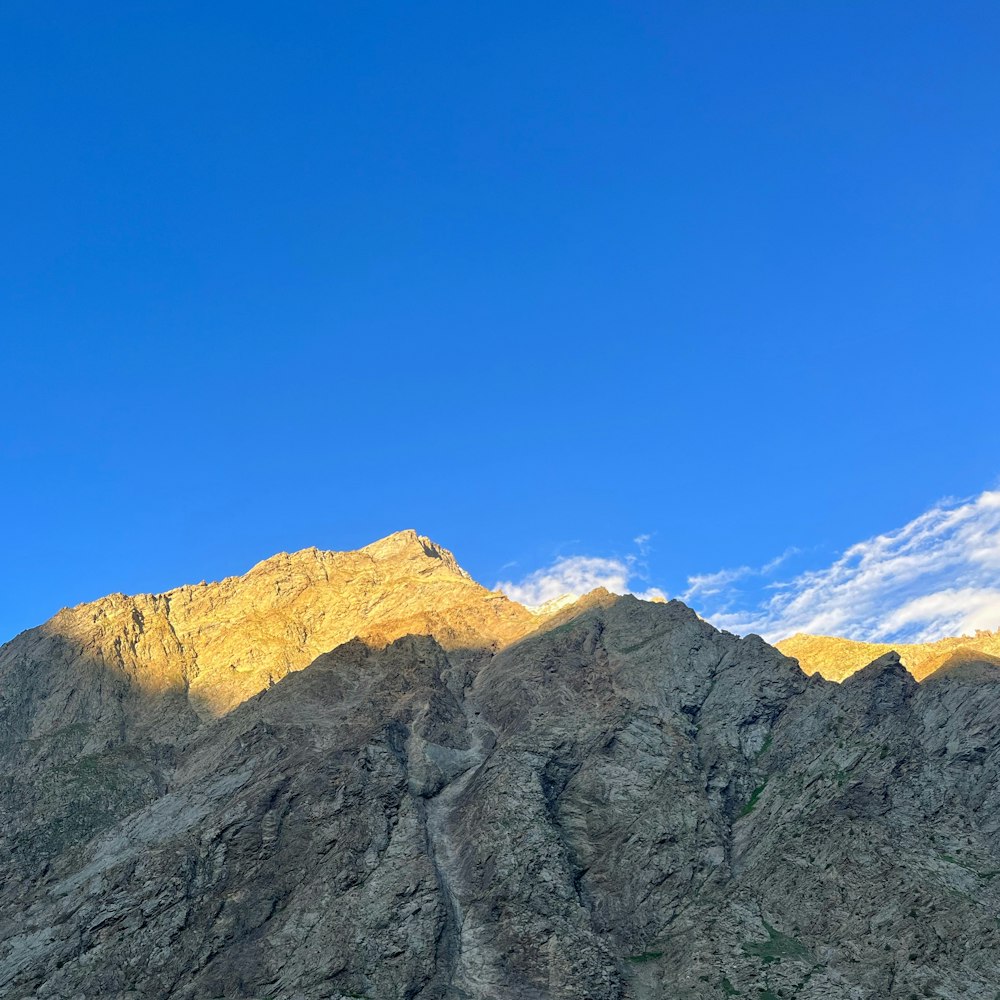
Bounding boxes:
859 649 903 671
1 531 531 728
359 529 471 579
842 650 916 695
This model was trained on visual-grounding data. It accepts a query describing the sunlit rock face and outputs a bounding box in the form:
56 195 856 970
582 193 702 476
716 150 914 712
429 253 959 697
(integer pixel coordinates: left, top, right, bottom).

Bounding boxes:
0 530 538 731
2 536 1000 999
777 629 1000 681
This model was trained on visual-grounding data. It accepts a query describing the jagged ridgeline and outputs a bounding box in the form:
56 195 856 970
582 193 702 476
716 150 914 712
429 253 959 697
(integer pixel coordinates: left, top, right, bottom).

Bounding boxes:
1 531 999 999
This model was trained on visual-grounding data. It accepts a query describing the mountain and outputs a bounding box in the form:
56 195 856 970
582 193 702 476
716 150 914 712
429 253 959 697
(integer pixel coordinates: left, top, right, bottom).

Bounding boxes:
777 628 1000 681
2 534 1000 999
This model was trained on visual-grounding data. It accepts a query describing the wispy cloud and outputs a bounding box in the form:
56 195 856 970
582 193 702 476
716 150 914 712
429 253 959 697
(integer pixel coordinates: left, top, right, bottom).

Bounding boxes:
680 548 800 605
497 536 665 609
682 565 753 601
690 490 1000 643
499 492 1000 641
762 547 801 574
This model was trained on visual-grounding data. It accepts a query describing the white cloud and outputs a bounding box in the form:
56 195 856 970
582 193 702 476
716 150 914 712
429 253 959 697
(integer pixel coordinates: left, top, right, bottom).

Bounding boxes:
497 555 634 608
682 565 753 601
691 490 1000 644
633 586 668 602
498 492 1000 642
680 547 800 603
762 547 801 574
497 536 665 609
879 588 1000 641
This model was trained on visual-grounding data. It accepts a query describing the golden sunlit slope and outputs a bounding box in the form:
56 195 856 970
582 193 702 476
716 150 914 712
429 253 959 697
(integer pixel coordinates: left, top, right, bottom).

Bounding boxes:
0 530 544 724
776 629 1000 682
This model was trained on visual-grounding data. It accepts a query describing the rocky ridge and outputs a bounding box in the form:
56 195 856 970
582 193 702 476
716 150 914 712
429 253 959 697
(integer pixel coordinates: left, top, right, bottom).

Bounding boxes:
777 628 1000 681
2 533 1000 999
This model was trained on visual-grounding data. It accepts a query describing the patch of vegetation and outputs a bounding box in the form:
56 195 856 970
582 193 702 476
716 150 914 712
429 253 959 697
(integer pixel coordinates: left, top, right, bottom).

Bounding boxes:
719 977 737 996
619 636 656 655
19 746 162 861
625 950 663 963
938 852 982 875
739 781 768 817
939 853 1000 880
743 922 809 963
755 734 773 758
939 852 962 865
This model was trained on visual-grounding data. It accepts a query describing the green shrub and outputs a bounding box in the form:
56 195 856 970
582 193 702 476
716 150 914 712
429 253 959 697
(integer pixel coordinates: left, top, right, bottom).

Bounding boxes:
743 922 809 962
625 950 663 963
739 782 768 816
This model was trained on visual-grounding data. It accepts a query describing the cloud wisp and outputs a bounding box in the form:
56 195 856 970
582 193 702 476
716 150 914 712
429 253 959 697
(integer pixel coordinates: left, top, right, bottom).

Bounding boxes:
691 490 1000 643
498 491 1000 642
497 542 664 610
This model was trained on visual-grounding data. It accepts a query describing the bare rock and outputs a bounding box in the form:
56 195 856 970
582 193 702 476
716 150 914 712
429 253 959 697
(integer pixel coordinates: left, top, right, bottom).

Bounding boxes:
2 536 999 998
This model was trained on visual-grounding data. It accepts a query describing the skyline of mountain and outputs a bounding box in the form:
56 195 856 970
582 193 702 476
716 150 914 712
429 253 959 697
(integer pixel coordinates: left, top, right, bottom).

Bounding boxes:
4 529 1000 998
7 527 999 700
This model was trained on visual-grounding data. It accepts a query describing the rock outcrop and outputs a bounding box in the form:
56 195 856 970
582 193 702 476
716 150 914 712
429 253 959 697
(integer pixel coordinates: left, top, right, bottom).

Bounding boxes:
2 534 1000 999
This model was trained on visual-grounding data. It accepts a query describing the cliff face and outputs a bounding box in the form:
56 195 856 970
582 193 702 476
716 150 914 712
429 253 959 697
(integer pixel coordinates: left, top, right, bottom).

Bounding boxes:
777 628 1000 681
2 536 1000 999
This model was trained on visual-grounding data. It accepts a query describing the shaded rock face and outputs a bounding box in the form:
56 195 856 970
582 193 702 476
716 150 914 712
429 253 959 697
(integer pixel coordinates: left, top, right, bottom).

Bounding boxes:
2 537 1000 999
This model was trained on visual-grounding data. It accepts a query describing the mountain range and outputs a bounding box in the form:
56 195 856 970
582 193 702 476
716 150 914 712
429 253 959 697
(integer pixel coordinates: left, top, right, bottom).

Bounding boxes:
2 531 999 999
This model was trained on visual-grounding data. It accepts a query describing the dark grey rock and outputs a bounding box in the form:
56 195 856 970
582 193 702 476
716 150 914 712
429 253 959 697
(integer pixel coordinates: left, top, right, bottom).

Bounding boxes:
2 549 999 999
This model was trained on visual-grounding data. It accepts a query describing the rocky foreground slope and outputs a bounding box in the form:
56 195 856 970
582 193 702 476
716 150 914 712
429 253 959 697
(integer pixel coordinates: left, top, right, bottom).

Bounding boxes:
2 533 1000 999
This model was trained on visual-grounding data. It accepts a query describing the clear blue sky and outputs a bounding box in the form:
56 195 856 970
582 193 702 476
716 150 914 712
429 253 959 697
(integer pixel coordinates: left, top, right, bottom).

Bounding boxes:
2 2 999 641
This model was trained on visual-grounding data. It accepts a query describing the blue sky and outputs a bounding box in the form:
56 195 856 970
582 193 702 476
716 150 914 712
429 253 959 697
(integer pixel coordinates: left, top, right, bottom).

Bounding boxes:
2 2 999 643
